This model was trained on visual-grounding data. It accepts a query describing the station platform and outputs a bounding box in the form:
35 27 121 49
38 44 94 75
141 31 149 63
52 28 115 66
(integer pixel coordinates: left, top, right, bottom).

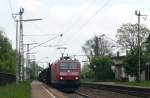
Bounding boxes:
31 81 55 98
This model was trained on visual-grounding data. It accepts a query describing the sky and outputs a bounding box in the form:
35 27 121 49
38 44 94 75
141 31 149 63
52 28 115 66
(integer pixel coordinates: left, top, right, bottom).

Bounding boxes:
1 0 150 68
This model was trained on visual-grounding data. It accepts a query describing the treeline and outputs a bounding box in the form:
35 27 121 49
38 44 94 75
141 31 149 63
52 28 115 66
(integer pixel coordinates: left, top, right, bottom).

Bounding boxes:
0 30 16 74
81 23 150 81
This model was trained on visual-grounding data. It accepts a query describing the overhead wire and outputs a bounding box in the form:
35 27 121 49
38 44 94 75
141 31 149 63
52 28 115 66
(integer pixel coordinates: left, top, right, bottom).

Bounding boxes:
30 23 64 49
8 0 13 15
8 0 17 21
65 0 112 42
7 1 62 55
55 0 99 55
31 22 58 36
8 0 111 58
23 34 57 37
48 0 111 57
24 21 62 50
28 23 61 47
63 0 98 34
34 0 99 55
24 36 39 43
38 0 98 52
7 0 63 63
25 0 100 55
24 34 63 52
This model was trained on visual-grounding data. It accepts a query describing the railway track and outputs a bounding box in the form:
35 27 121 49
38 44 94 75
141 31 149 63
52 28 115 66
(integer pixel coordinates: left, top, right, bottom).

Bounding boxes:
43 83 150 98
42 82 91 98
80 82 150 98
75 91 92 98
44 84 140 98
66 91 92 98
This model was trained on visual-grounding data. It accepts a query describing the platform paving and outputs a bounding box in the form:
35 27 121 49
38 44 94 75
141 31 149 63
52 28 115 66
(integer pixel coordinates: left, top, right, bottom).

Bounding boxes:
31 81 55 98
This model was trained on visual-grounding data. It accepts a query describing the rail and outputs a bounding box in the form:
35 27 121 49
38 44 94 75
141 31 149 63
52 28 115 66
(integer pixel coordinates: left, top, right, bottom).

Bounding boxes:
75 91 92 98
81 82 150 97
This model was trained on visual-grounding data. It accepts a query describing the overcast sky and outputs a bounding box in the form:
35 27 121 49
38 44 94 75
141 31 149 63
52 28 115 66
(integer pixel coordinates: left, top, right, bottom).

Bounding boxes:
1 0 150 67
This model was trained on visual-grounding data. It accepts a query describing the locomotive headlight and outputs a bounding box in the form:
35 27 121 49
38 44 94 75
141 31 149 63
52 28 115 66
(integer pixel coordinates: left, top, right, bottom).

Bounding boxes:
60 77 63 80
75 77 79 80
67 70 70 72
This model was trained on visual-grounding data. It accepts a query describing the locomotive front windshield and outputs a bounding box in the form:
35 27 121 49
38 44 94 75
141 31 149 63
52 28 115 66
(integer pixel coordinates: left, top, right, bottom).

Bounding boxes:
60 63 78 69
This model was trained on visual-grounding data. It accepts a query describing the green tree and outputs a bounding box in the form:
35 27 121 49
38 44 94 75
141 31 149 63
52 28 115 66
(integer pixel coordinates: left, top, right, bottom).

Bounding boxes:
124 48 147 78
0 31 16 74
116 23 150 80
82 36 112 61
30 61 42 79
81 64 95 79
116 23 149 50
90 56 115 81
145 35 150 59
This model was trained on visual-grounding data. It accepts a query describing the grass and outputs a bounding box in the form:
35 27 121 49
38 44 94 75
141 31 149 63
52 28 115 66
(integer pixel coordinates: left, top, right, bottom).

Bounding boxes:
122 81 150 87
0 81 31 98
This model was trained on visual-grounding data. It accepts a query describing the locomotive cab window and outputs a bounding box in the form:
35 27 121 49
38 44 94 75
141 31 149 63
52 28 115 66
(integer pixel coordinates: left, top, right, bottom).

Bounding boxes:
69 63 77 69
60 63 78 69
60 63 68 69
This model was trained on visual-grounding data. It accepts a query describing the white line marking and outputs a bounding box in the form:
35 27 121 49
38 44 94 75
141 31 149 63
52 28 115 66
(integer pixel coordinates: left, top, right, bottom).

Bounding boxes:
41 85 56 98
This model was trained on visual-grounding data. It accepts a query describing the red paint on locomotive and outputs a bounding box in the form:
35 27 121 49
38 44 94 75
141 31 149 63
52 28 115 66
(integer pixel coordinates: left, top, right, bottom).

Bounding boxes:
39 57 81 91
56 60 80 81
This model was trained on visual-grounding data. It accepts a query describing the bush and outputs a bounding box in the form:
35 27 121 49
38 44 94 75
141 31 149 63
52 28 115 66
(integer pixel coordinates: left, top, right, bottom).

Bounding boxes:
90 56 115 81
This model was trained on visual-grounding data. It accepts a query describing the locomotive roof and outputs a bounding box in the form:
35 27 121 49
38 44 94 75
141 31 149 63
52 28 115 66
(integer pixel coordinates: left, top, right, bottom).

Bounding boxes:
48 56 81 68
57 59 80 63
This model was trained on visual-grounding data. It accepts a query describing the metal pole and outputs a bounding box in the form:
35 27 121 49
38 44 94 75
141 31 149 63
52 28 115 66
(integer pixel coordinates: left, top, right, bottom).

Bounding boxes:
26 44 30 79
13 8 42 81
138 10 141 81
16 20 19 83
25 43 37 79
19 8 24 81
135 10 147 81
135 10 141 81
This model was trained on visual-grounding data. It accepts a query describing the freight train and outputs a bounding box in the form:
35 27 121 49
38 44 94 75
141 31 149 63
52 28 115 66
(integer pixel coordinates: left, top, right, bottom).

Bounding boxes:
39 56 81 91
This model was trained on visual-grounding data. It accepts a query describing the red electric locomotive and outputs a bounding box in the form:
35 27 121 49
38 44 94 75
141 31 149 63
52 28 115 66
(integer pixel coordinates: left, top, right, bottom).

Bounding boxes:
39 56 81 91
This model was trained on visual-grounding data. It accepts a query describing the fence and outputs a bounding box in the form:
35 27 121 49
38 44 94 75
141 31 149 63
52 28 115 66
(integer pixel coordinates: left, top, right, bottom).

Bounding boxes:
0 72 16 85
